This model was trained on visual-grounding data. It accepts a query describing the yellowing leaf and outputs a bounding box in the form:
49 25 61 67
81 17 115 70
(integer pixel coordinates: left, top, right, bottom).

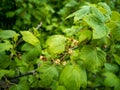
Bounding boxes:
46 35 67 54
21 31 40 46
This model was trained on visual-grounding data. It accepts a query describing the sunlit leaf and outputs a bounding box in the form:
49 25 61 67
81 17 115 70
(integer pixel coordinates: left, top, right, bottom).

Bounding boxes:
79 30 92 43
21 31 40 46
46 35 67 54
0 40 13 52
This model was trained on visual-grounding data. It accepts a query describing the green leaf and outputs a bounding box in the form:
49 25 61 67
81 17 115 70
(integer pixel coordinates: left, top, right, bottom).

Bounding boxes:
0 52 11 68
111 11 120 22
98 2 111 21
46 35 67 54
63 26 82 36
0 30 18 39
103 72 120 90
98 2 111 16
66 6 90 22
21 31 40 46
21 43 41 61
28 75 39 87
70 49 80 61
79 30 92 43
10 80 29 90
0 69 15 79
91 6 105 23
6 11 15 17
65 0 77 7
84 14 109 39
21 43 36 51
113 54 120 65
37 65 59 87
110 24 120 41
104 63 119 72
0 69 9 79
57 86 66 90
59 65 87 90
79 45 106 73
0 40 13 52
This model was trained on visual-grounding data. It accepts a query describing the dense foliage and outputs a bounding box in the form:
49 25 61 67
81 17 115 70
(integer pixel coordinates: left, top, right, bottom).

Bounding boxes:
0 0 120 90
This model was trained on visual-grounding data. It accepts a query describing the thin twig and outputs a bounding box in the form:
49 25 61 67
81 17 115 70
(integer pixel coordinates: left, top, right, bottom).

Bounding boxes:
9 70 37 80
36 22 42 29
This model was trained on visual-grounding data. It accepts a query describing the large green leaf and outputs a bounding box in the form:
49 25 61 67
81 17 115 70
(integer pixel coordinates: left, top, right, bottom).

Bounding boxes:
21 43 41 61
91 6 105 23
21 31 40 46
84 14 109 39
59 65 87 90
46 35 67 54
79 45 106 73
103 72 120 90
0 30 18 39
66 6 90 22
37 65 59 87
